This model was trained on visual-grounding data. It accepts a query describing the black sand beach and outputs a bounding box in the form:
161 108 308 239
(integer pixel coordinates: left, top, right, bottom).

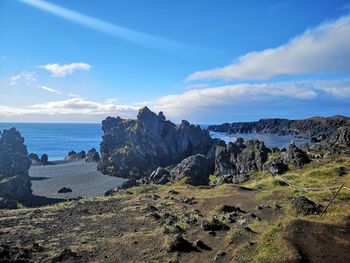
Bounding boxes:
29 160 125 200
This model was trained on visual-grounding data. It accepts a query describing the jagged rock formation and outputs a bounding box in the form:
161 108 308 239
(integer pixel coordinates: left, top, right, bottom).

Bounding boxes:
0 128 32 209
208 116 350 138
85 148 100 162
214 138 270 181
264 142 310 175
169 154 212 186
328 126 350 146
98 107 212 179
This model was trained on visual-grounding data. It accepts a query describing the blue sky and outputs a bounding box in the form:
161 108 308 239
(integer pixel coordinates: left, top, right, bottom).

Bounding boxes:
0 0 350 123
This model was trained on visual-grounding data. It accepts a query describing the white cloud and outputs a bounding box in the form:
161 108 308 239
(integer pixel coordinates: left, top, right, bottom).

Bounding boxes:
0 80 348 122
147 81 350 118
9 71 36 85
0 98 138 118
37 85 62 94
188 16 350 81
39 63 91 77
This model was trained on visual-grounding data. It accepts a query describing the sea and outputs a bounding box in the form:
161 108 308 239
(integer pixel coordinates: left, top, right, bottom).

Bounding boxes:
0 123 309 160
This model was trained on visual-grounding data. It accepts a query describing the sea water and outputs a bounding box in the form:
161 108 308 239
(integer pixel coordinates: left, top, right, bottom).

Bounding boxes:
0 123 309 160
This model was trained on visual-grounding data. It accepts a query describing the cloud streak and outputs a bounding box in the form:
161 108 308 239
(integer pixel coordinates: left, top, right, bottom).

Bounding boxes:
39 63 91 77
188 16 350 81
20 0 189 51
0 98 138 117
37 85 62 94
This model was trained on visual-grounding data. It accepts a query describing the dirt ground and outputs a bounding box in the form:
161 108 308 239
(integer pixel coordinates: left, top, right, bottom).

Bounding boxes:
0 184 349 262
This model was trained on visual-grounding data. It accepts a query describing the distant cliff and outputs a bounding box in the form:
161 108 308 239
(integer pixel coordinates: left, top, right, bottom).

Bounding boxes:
208 116 350 138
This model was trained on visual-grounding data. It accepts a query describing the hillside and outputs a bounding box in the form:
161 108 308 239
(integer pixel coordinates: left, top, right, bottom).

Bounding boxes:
1 154 349 262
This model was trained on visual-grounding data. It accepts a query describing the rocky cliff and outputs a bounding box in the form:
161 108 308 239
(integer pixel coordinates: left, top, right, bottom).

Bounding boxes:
0 128 32 209
208 116 350 138
98 107 213 178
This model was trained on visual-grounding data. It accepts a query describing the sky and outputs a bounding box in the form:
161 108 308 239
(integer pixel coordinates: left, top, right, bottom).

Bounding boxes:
0 0 350 124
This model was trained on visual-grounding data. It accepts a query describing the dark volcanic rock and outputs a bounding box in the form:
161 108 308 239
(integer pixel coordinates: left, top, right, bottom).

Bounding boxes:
28 153 40 165
201 218 230 231
40 154 48 165
0 244 32 262
98 107 212 179
85 148 100 162
51 248 79 262
208 116 350 138
282 142 310 168
265 158 289 175
214 138 270 180
167 234 197 252
0 197 17 209
170 154 212 186
0 128 32 208
58 187 72 193
149 167 170 185
64 150 86 160
291 196 322 215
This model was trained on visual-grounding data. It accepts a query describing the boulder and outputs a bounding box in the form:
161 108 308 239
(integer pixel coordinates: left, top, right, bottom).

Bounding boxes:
98 107 212 179
201 218 230 231
85 148 100 162
169 154 212 186
291 196 322 215
40 154 49 165
149 167 170 184
28 153 40 165
265 159 289 175
167 234 197 252
0 128 32 208
58 187 72 193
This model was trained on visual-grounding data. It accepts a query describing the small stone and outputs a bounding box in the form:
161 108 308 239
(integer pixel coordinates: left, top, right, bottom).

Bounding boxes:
57 187 72 193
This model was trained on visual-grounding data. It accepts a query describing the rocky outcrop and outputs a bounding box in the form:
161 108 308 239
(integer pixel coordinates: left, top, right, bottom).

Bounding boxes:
98 107 212 179
40 154 49 165
0 128 32 209
64 150 86 161
282 142 310 168
169 154 212 186
209 116 350 138
28 153 40 164
85 148 100 162
214 138 270 181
